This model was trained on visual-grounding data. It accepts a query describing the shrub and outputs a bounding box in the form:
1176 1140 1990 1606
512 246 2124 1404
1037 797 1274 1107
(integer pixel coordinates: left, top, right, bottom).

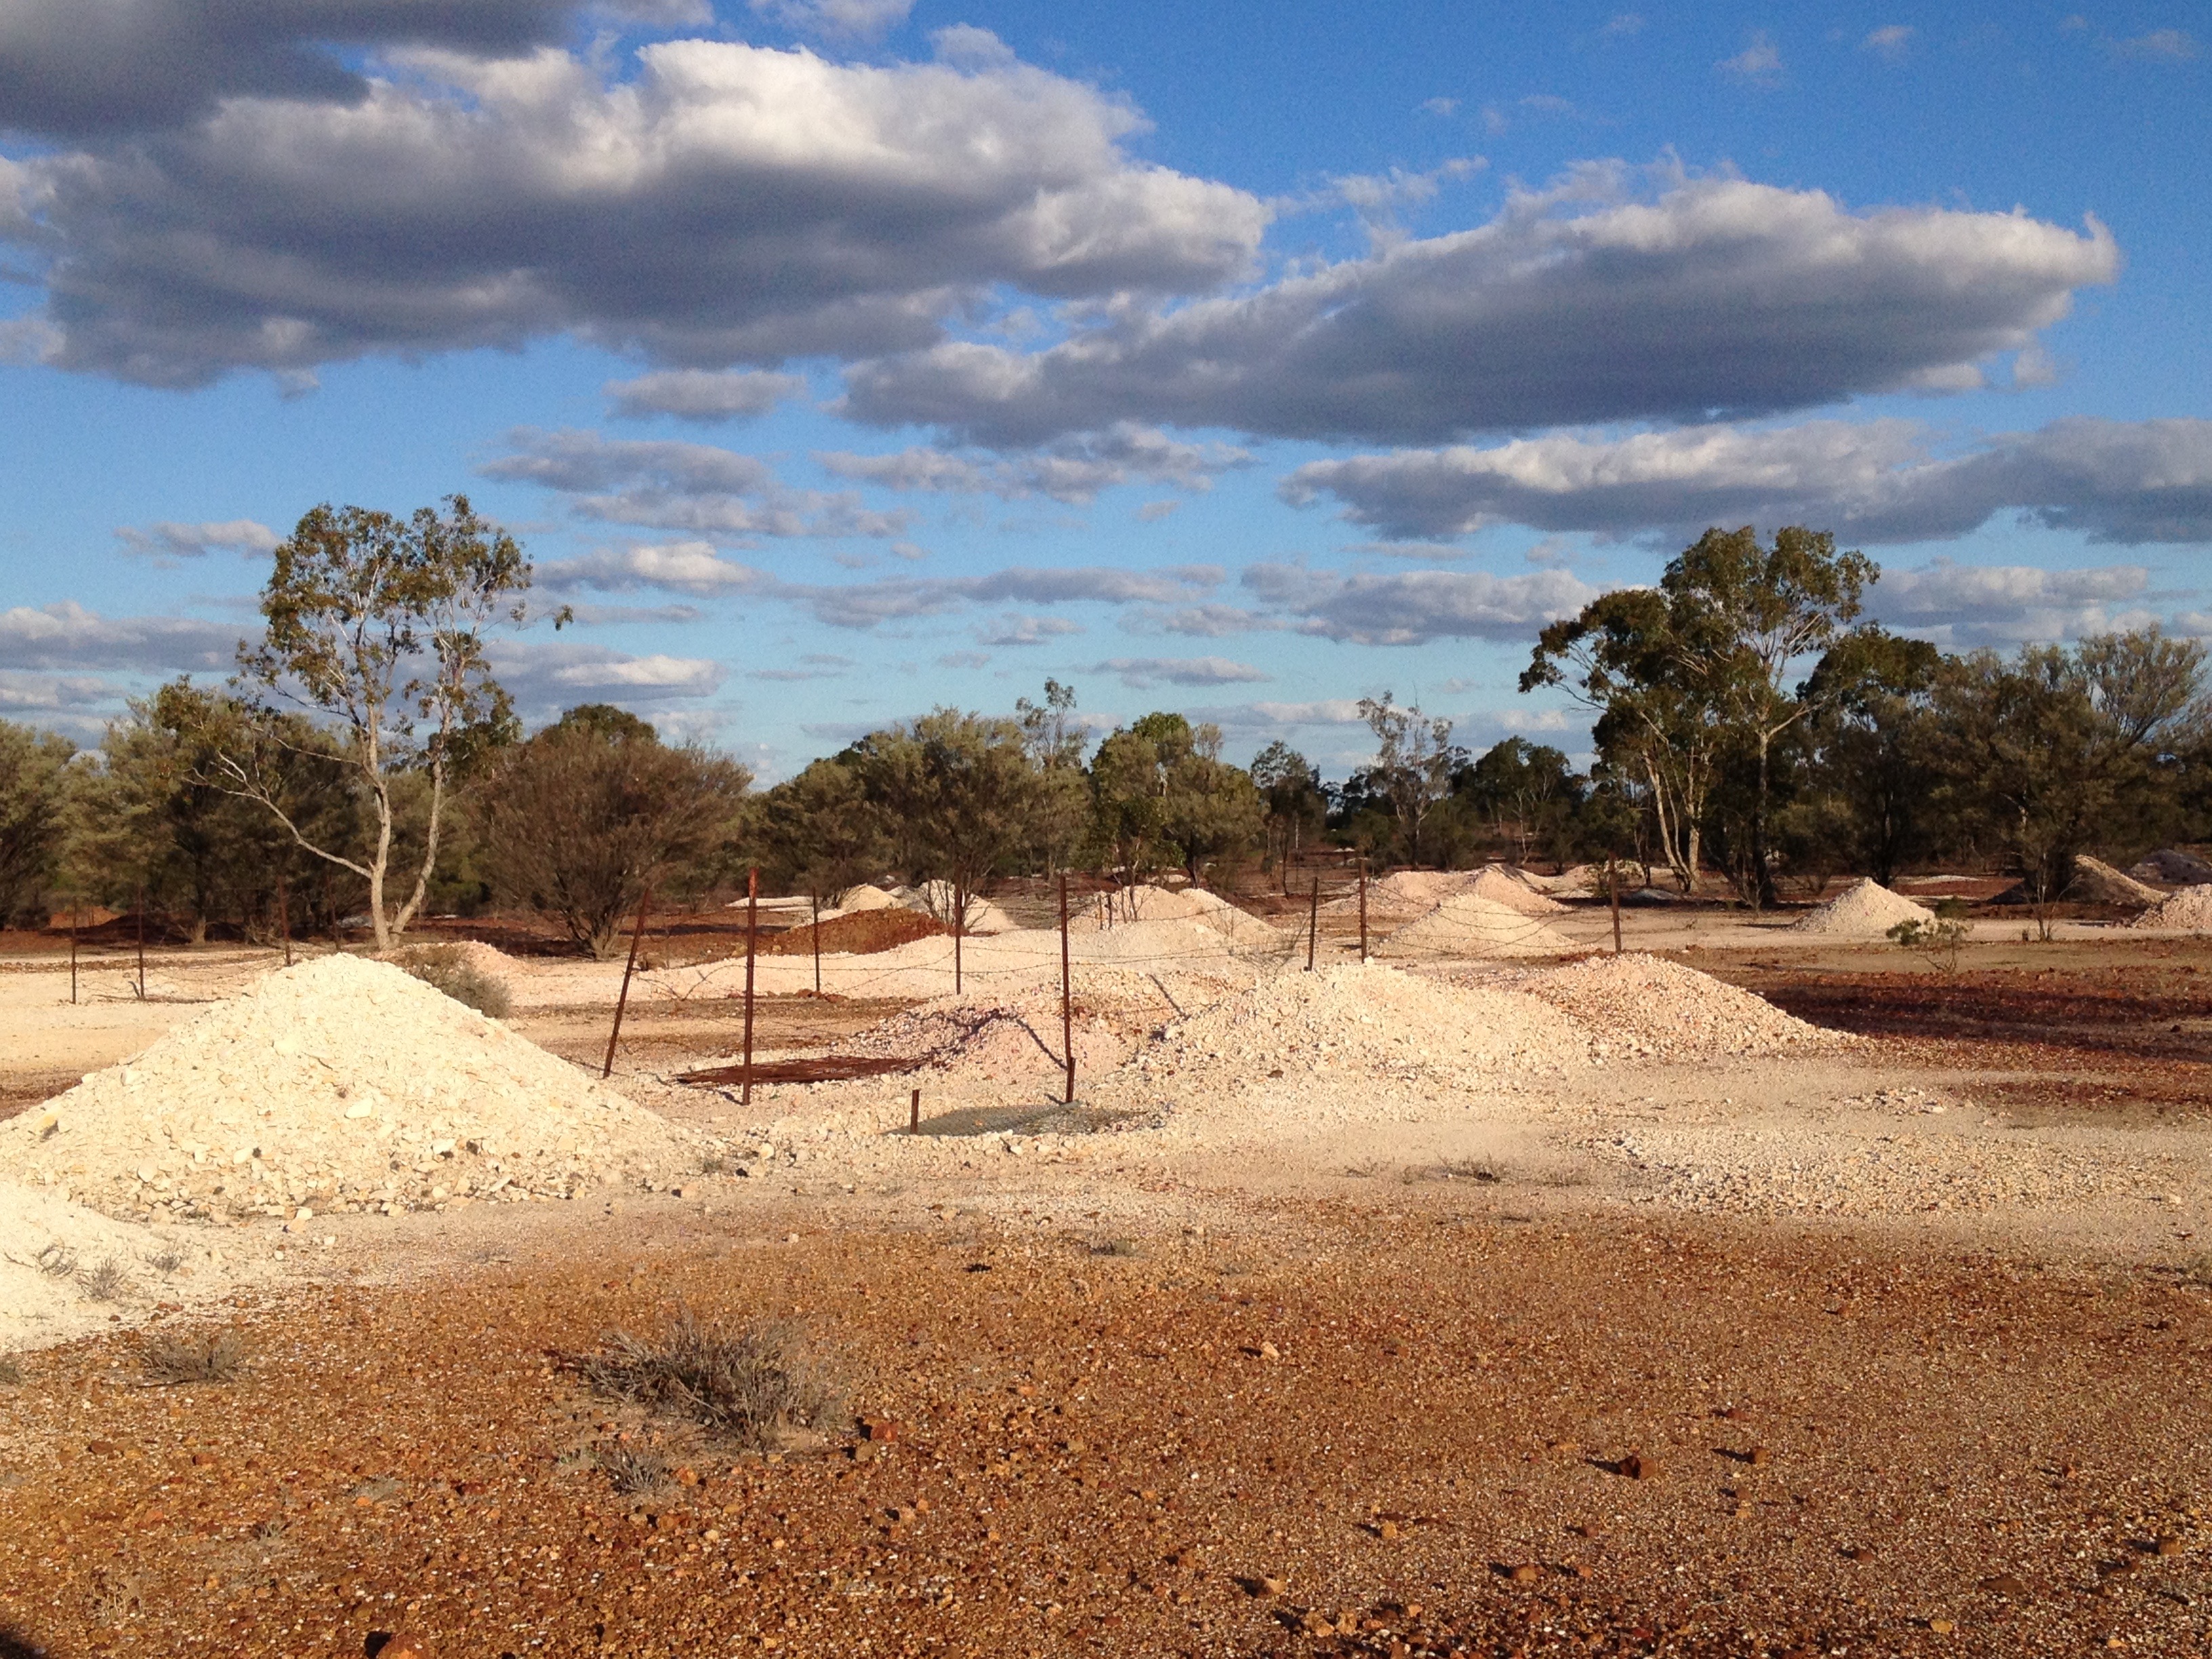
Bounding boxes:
595 1443 670 1496
141 1331 247 1385
81 1258 129 1302
395 944 513 1018
581 1313 844 1450
1887 912 1970 974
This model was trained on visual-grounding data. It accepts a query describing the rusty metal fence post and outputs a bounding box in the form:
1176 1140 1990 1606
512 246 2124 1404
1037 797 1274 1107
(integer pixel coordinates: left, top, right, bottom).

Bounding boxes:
1306 878 1319 972
602 889 652 1078
741 869 760 1105
1059 872 1075 1105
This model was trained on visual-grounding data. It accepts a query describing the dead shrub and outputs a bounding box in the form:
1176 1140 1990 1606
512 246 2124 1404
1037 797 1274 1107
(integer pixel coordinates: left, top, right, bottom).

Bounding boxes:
81 1258 129 1302
36 1244 77 1278
141 1331 247 1386
595 1443 670 1496
581 1313 845 1450
394 945 512 1019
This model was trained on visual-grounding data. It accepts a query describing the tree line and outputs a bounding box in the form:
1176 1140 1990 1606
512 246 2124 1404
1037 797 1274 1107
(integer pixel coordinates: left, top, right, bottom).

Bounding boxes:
2 506 2208 955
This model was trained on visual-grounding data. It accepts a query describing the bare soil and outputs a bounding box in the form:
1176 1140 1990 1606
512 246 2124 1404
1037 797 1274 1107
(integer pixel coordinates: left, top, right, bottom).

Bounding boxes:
5 915 2212 1656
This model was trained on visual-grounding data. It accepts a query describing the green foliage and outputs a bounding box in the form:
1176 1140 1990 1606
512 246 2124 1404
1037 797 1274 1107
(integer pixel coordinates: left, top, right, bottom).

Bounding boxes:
1887 913 1970 973
478 714 751 958
1456 737 1582 865
1088 712 1262 882
750 756 884 902
1353 693 1463 867
849 709 1043 924
1527 525 1879 905
0 720 75 927
1251 740 1326 878
221 495 544 949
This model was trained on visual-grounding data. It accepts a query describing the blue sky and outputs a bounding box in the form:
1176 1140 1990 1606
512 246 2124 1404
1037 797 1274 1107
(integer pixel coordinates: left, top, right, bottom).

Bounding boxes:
2 1 2206 779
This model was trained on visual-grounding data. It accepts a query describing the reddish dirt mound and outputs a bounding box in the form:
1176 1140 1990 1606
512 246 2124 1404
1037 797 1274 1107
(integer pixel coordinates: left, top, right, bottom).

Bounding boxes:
758 907 948 956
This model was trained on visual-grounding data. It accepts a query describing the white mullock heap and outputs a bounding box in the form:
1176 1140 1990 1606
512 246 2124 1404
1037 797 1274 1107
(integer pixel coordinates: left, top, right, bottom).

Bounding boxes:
0 954 704 1224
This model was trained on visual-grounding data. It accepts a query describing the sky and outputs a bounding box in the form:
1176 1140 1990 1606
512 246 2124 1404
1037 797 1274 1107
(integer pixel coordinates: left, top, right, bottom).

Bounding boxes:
1 0 2207 780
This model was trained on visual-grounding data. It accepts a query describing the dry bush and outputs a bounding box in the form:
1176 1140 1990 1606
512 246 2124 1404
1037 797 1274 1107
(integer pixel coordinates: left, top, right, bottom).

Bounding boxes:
582 1313 845 1450
0 1355 21 1386
81 1258 129 1301
595 1443 670 1496
141 1331 247 1386
36 1244 76 1278
394 944 512 1018
145 1248 184 1276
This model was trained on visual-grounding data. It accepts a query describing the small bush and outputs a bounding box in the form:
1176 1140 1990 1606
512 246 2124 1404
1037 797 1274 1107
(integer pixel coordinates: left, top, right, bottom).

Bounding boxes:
395 945 513 1019
1888 914 1970 974
581 1313 845 1450
141 1331 247 1386
145 1248 184 1276
81 1258 129 1302
595 1443 670 1496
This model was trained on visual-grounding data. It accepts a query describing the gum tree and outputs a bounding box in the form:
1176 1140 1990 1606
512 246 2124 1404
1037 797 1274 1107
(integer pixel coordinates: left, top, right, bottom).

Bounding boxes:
213 496 548 949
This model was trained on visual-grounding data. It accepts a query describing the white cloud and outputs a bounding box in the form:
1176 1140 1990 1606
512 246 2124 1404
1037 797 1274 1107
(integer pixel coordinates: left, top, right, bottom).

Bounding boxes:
1090 656 1271 689
604 369 805 422
1283 416 2212 547
115 518 282 560
815 424 1248 505
0 600 239 671
483 429 910 539
1240 565 1599 645
1196 698 1370 728
1599 14 1645 41
485 637 724 722
749 0 913 42
538 541 764 596
1872 559 2158 644
843 165 2117 447
977 614 1084 647
2110 28 2198 60
1718 32 1784 84
6 37 1267 386
1419 97 1459 117
1862 24 1915 60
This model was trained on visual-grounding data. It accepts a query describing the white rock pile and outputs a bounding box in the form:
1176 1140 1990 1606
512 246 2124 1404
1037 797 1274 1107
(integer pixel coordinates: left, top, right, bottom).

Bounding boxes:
1377 893 1578 958
1787 878 1933 937
1509 951 1841 1061
0 955 704 1223
2129 884 2212 932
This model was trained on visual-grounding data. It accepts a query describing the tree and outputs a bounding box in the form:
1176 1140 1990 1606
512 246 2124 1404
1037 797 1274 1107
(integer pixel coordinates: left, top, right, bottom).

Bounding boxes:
213 496 546 949
1087 713 1261 884
1458 737 1581 865
1794 632 1944 886
1251 741 1326 884
1015 679 1092 876
751 756 884 909
1355 693 1463 867
1929 628 2208 937
0 720 75 927
479 714 750 958
850 710 1042 933
1525 526 1878 905
75 681 356 942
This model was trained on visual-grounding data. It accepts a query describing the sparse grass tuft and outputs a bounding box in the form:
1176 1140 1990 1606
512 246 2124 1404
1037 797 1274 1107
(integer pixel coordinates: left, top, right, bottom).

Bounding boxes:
37 1244 77 1279
394 945 513 1019
145 1248 185 1276
81 1258 129 1302
596 1442 670 1496
581 1312 845 1450
141 1331 247 1386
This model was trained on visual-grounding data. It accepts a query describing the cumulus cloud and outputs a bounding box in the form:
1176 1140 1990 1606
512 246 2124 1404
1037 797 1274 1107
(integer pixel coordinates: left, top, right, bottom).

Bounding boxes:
842 166 2118 447
1283 416 2212 546
1193 698 1370 729
978 614 1084 647
1870 560 2157 644
540 540 1223 631
749 0 913 41
5 38 1268 386
1240 565 1599 645
483 429 909 539
0 600 239 672
816 424 1248 505
1090 656 1271 689
484 636 724 722
115 518 282 560
0 0 580 138
605 369 805 422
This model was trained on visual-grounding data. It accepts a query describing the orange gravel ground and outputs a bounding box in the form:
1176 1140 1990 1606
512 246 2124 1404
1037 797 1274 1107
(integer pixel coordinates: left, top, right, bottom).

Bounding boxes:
6 1193 2212 1659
